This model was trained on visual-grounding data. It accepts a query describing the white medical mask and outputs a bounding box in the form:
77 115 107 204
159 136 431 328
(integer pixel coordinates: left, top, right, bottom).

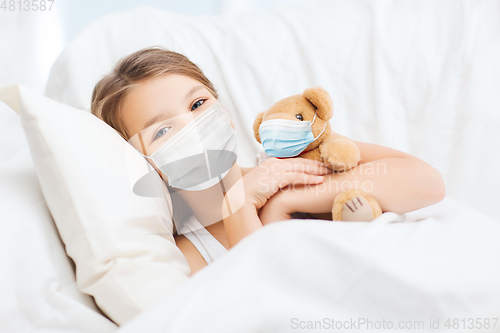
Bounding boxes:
137 102 238 191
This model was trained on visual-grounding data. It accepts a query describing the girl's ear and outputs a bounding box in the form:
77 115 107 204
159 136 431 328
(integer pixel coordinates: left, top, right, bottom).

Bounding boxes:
303 86 333 121
253 111 266 143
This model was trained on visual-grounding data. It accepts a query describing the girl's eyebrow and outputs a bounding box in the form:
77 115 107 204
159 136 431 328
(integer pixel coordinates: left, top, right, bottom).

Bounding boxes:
142 85 205 130
184 85 204 101
142 113 165 130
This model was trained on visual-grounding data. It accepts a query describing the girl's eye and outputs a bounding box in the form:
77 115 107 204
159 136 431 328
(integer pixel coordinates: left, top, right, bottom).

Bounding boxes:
296 114 303 121
191 99 206 111
153 127 170 141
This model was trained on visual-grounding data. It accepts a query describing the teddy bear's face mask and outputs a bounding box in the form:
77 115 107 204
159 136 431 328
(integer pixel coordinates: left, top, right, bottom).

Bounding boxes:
258 112 327 158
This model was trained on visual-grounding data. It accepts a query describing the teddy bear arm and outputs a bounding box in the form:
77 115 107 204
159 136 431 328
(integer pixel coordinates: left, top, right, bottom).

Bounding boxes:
319 133 361 171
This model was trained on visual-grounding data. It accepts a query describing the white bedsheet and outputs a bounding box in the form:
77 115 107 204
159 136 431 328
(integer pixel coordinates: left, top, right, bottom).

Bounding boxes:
119 198 500 333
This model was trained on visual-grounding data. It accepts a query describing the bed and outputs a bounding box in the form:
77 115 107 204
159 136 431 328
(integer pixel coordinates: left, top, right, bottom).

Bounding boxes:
1 1 500 332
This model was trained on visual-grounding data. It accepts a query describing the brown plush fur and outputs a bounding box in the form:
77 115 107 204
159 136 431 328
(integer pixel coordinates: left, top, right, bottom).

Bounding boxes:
253 86 383 221
332 189 382 221
253 86 360 171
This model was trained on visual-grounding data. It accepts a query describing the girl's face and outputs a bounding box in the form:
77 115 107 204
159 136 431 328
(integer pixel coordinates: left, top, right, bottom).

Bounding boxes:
121 74 218 170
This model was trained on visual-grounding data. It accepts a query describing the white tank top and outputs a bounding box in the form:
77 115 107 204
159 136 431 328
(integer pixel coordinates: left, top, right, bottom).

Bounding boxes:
178 215 228 264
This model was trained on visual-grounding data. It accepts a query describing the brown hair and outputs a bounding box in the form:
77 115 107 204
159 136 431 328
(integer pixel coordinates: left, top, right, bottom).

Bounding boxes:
91 46 218 141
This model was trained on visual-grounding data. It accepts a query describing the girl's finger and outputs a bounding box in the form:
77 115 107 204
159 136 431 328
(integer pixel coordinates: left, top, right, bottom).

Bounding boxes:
279 158 331 175
283 172 325 187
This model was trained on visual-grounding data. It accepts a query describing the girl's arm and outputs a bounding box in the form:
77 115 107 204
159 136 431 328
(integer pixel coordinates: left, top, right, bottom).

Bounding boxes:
173 159 329 275
259 140 446 224
239 167 253 176
222 158 331 248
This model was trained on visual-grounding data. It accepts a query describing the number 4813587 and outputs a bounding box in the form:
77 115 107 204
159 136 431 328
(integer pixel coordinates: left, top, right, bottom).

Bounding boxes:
1 0 55 11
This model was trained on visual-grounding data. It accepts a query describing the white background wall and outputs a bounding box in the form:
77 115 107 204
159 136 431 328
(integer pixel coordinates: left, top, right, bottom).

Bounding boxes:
0 0 301 94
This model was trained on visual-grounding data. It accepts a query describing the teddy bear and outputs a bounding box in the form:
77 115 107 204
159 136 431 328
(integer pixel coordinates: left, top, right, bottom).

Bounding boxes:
253 86 383 221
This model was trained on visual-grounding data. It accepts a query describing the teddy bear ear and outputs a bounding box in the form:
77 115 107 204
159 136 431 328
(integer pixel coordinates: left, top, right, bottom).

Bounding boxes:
302 86 333 121
253 111 266 143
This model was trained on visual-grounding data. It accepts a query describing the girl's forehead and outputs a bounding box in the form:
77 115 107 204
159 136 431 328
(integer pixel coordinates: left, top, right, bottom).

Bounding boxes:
126 74 203 107
120 74 209 139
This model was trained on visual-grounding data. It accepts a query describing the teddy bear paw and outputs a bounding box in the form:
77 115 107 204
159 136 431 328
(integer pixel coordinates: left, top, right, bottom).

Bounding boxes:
332 189 383 222
340 195 374 221
320 140 360 171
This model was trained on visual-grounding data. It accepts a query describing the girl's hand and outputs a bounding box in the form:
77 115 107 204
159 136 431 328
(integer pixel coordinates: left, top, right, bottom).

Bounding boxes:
221 158 330 248
242 157 331 210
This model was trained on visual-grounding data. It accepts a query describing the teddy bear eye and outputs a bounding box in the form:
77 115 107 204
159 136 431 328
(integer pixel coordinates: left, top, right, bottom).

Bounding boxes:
296 114 303 121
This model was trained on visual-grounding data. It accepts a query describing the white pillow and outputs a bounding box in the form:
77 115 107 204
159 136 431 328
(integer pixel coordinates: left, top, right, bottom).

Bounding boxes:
0 99 116 332
2 84 190 326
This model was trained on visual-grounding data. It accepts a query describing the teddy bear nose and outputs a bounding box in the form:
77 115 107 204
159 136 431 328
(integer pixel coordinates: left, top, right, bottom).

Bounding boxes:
296 114 303 121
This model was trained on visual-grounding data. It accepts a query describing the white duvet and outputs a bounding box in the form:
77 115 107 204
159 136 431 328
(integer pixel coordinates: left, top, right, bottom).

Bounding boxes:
119 199 500 333
2 0 500 332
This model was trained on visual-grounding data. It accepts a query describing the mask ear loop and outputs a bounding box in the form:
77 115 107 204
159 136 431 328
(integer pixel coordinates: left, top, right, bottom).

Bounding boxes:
137 131 169 184
311 112 328 141
138 131 176 230
136 132 152 159
134 132 177 234
310 112 317 126
138 132 168 179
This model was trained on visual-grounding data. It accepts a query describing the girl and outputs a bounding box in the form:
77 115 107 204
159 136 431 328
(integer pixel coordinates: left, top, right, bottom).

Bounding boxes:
91 47 445 275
